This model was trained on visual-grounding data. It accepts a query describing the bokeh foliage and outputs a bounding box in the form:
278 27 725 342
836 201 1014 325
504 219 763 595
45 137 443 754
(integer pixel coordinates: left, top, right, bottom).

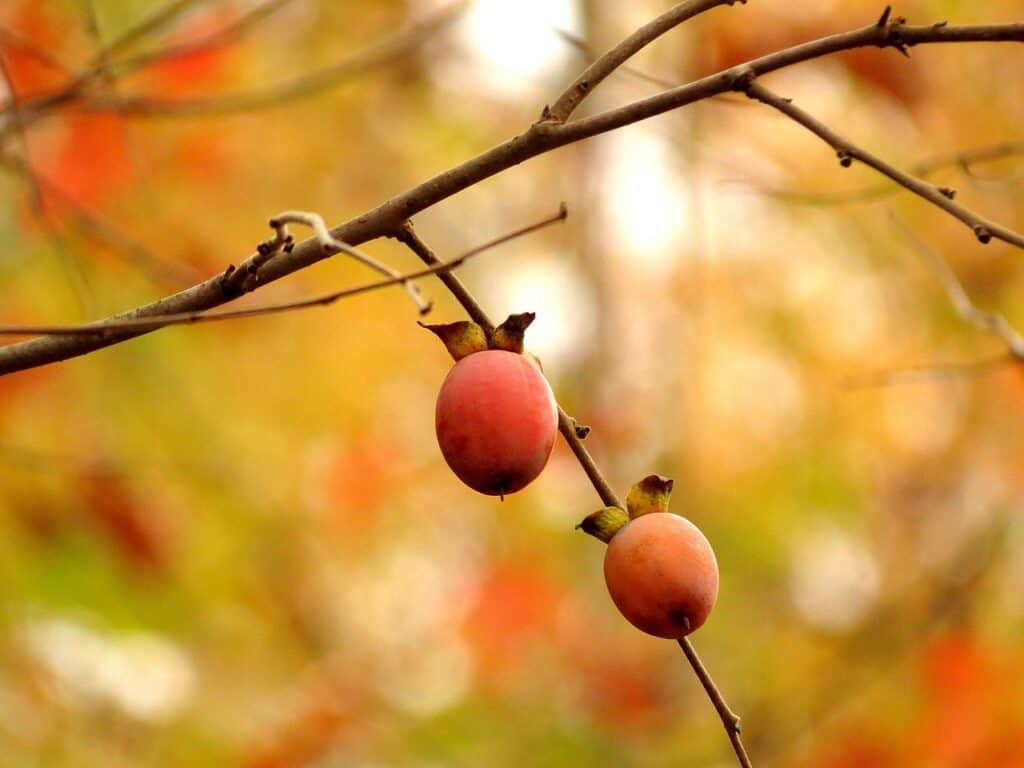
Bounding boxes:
2 1 1024 766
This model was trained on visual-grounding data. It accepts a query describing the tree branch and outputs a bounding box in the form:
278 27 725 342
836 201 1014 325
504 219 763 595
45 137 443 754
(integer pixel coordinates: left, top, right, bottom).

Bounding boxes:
3 15 1023 376
13 3 465 121
0 208 566 337
741 81 1024 249
749 141 1024 206
888 214 1024 358
678 637 753 768
546 0 742 122
395 222 753 768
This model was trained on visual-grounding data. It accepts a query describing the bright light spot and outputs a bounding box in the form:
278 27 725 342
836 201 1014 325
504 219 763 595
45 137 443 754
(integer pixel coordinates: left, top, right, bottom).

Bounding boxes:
482 256 594 373
604 130 691 273
20 617 196 723
98 634 197 723
428 0 581 96
789 523 880 631
374 631 473 716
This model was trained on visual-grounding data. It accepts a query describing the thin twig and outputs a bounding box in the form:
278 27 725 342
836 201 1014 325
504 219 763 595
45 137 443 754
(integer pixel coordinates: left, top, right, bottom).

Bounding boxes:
749 142 1024 206
0 150 200 287
546 0 743 122
0 55 92 309
888 213 1024 358
741 81 1024 250
553 27 752 108
269 210 431 315
3 16 1024 374
0 207 566 337
0 0 230 120
678 637 753 768
0 55 44 213
108 0 294 75
38 3 465 119
396 219 753 768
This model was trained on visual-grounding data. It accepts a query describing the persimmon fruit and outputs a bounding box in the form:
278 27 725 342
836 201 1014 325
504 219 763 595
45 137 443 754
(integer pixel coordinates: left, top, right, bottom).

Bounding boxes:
603 512 719 638
435 349 557 496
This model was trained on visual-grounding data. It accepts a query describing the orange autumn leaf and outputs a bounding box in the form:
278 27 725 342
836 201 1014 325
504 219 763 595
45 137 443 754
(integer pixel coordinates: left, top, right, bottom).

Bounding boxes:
462 562 563 675
139 8 236 96
34 111 134 219
76 469 174 573
0 2 70 99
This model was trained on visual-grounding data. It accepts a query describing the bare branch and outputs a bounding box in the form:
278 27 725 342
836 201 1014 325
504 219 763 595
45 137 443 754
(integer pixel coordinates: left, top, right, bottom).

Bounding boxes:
101 0 208 60
0 150 200 287
747 141 1024 206
108 0 294 75
741 81 1024 250
266 210 431 315
0 55 44 214
553 27 752 108
0 1 208 147
547 0 742 122
888 214 1024 358
59 4 465 119
3 16 1024 375
0 207 566 337
1 0 290 120
0 59 93 307
678 638 753 768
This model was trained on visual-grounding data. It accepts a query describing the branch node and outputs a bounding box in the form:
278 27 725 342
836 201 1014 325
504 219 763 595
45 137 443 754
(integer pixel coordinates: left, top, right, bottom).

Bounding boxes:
572 418 591 439
973 225 993 244
729 66 756 93
876 5 892 28
271 210 431 313
938 186 957 199
837 149 854 168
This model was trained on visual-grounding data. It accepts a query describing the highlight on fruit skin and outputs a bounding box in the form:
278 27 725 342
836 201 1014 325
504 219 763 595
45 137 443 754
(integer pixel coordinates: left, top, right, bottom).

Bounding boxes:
434 348 558 496
602 512 719 639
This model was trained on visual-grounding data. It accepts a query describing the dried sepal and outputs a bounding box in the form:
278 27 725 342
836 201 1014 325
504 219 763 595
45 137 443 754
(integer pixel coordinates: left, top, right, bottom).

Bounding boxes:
626 474 674 519
418 320 488 361
490 312 536 353
575 506 630 543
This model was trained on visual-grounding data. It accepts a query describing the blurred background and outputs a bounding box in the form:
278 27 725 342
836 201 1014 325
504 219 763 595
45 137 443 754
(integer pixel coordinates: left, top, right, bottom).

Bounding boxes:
2 0 1024 766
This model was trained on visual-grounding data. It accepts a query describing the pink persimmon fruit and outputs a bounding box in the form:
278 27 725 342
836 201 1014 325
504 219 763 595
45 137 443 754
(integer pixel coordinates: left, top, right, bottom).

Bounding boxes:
603 512 719 638
435 349 557 496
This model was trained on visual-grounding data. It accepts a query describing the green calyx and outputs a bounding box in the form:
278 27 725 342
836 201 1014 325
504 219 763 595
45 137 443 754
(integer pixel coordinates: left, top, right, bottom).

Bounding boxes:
421 312 540 361
490 312 536 354
576 506 630 543
418 320 488 360
626 474 674 519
